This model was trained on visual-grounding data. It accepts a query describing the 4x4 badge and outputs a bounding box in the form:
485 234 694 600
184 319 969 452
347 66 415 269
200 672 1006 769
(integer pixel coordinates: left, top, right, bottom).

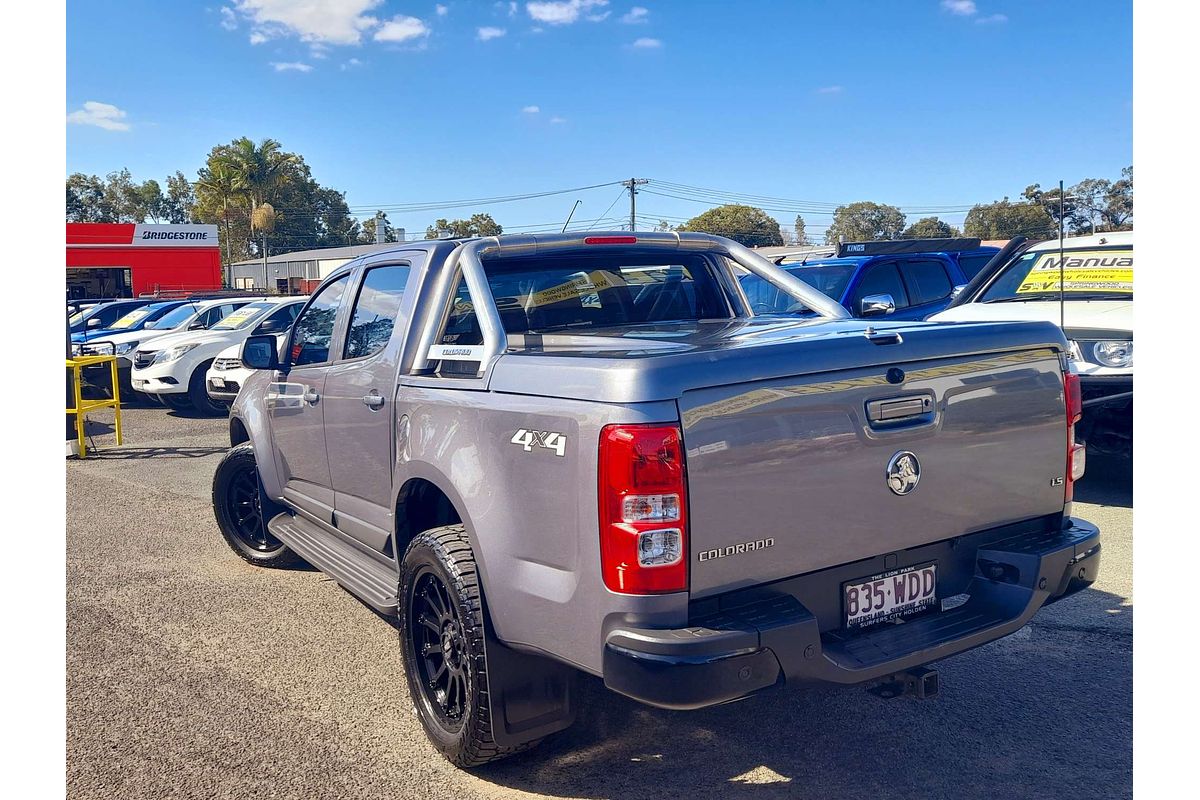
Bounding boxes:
886 451 921 495
511 429 567 457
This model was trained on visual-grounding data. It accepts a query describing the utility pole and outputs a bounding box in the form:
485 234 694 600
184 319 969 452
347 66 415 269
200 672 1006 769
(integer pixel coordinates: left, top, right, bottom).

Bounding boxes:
622 178 649 232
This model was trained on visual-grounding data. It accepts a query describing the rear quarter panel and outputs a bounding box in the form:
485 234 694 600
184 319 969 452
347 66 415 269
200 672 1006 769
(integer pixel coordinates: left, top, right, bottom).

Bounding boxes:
394 384 687 675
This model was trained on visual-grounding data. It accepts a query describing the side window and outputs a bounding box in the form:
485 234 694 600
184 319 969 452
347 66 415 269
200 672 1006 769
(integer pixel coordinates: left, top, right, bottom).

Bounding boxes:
290 276 351 367
197 306 222 328
439 278 482 346
344 265 411 359
899 259 953 306
268 303 301 326
852 263 909 310
957 253 994 281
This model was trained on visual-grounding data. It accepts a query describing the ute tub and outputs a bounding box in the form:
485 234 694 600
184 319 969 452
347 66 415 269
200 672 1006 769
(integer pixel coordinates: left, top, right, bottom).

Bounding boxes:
602 517 1100 710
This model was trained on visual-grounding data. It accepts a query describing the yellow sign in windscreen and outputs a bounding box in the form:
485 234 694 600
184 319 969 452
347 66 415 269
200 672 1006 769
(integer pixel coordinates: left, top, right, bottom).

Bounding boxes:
1017 249 1133 294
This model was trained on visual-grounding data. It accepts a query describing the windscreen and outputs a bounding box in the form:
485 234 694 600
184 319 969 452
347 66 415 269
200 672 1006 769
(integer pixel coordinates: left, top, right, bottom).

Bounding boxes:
440 253 733 345
109 307 154 330
152 302 201 329
979 247 1133 303
212 302 272 330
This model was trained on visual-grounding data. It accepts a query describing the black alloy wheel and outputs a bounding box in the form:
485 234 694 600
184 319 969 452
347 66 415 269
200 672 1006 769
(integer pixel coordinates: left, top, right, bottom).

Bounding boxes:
409 569 470 727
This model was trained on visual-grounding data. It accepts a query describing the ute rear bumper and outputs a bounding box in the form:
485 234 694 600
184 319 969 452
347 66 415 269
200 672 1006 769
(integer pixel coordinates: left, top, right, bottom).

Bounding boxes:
602 517 1100 710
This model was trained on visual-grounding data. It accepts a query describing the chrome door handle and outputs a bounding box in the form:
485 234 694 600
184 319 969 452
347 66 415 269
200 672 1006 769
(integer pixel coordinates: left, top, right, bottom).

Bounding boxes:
303 389 320 404
362 392 384 409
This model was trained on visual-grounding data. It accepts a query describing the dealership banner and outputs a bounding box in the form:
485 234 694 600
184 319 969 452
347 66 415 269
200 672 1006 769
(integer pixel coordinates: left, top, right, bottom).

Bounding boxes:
130 224 219 247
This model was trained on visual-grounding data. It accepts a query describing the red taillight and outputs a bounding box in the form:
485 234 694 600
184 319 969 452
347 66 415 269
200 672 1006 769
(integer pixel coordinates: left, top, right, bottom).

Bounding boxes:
598 424 688 594
1064 370 1085 503
584 236 638 245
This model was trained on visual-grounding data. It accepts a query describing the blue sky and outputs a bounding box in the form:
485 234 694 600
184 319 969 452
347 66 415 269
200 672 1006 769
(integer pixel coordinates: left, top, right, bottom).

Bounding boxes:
66 1 1132 240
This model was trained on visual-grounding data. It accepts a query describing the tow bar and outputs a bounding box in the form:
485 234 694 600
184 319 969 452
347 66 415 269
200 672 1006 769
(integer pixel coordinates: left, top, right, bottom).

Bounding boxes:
869 666 940 700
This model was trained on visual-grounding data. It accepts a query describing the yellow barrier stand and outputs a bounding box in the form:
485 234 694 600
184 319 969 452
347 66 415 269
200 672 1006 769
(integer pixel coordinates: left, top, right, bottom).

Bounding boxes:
66 354 123 458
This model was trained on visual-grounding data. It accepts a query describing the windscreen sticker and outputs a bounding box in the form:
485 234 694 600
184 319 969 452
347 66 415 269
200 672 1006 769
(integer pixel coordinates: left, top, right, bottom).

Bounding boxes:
216 307 260 328
1017 250 1133 294
110 308 151 329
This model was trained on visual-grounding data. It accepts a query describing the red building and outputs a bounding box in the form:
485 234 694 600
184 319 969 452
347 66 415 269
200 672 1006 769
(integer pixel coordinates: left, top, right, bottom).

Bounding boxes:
66 223 222 299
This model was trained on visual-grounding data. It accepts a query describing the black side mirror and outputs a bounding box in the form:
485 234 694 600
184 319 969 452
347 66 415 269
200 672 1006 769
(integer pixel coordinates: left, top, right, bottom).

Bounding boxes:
243 335 281 370
255 318 284 334
188 320 206 330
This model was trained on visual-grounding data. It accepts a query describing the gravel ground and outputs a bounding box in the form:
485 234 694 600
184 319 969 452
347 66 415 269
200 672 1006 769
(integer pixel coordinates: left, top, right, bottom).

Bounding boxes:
67 406 1132 799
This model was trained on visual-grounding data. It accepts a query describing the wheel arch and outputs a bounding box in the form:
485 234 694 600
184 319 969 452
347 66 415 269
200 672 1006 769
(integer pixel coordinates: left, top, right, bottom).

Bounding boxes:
392 468 492 598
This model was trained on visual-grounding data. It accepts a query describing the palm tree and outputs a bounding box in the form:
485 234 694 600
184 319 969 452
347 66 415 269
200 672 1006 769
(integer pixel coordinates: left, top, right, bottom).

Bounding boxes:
195 160 241 278
226 138 299 282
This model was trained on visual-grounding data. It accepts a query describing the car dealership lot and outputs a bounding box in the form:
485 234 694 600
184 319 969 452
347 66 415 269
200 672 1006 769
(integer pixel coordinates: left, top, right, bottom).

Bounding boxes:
67 407 1131 800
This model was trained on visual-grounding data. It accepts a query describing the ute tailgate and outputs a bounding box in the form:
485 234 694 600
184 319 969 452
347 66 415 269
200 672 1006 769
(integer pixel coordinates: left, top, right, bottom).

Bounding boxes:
680 345 1067 599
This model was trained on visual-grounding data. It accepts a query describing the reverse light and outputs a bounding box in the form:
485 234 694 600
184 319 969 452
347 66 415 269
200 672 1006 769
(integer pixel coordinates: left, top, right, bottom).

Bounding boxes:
598 424 688 593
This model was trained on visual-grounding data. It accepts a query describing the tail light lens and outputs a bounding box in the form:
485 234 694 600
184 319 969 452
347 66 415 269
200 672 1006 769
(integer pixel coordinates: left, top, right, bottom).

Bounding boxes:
598 424 688 593
1064 369 1085 503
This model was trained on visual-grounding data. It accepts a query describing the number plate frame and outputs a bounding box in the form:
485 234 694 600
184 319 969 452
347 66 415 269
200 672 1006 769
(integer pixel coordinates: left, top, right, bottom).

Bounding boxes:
842 562 938 631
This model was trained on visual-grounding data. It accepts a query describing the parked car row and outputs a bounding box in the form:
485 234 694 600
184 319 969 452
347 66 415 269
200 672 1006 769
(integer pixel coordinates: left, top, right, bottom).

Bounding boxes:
69 293 305 415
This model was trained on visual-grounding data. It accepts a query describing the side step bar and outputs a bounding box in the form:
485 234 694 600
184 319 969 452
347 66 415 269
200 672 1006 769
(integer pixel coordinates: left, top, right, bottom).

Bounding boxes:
267 512 398 614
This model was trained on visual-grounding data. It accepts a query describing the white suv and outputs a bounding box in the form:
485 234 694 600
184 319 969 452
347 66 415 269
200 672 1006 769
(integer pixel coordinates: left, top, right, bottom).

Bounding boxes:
132 298 304 415
77 298 255 402
205 334 286 406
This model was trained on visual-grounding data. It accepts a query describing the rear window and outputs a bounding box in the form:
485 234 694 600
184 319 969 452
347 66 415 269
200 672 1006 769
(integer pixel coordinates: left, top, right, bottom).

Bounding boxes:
439 254 732 345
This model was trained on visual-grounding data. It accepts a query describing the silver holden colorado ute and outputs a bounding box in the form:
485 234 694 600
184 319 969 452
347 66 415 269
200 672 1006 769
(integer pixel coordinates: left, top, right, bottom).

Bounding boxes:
213 232 1099 767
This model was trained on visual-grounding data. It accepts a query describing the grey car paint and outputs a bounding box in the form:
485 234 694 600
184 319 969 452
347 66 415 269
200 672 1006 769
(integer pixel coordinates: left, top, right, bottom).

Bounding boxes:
231 232 1076 676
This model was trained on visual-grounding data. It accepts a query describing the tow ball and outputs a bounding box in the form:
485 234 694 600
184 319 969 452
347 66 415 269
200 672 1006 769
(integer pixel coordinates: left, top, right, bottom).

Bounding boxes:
868 666 940 700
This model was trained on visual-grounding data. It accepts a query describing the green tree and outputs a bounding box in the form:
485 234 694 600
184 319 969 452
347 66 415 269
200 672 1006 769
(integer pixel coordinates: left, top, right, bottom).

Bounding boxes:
963 198 1056 240
824 201 906 244
225 137 300 222
902 216 959 239
163 171 196 223
1103 166 1133 229
793 214 811 246
66 173 111 222
195 159 246 266
424 213 504 239
652 219 676 232
676 204 783 247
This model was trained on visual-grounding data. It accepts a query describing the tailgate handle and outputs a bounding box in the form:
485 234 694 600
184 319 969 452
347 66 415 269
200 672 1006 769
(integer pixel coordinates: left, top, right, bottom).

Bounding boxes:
868 395 933 422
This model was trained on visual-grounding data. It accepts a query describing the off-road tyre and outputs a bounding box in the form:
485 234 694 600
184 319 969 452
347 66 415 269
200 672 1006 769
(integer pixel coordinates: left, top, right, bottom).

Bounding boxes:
212 443 302 568
399 525 539 767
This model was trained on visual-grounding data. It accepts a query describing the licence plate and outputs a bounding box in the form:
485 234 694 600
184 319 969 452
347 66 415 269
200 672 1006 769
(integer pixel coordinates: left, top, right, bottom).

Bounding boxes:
844 562 937 630
210 378 225 388
132 379 146 388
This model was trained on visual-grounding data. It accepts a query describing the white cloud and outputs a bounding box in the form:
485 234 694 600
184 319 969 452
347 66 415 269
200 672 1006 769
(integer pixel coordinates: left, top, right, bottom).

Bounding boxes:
271 61 314 72
940 0 977 15
477 26 507 40
631 36 661 48
620 6 648 24
219 6 238 30
975 13 1007 24
232 0 384 46
526 0 608 26
586 11 610 21
341 57 364 69
66 101 131 132
436 4 448 15
374 15 431 42
816 85 843 94
522 105 540 113
550 116 566 124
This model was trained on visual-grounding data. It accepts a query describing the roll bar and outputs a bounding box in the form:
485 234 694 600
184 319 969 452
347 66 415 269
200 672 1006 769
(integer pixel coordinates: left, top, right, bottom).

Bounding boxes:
410 232 850 377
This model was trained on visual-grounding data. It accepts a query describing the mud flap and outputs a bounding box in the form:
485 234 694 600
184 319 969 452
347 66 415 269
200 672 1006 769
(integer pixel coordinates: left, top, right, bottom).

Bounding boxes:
481 614 577 748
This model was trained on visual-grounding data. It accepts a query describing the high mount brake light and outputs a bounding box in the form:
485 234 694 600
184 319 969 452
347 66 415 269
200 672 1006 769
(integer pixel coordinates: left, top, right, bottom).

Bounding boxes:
1064 370 1085 503
584 236 638 245
598 424 688 594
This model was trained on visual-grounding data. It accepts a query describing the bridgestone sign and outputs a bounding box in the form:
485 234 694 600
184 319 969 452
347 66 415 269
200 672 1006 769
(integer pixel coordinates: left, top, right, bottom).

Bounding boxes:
131 224 219 247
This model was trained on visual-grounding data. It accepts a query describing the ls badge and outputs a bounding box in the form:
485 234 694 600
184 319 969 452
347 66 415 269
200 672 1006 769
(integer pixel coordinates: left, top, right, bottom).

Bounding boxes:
886 451 921 496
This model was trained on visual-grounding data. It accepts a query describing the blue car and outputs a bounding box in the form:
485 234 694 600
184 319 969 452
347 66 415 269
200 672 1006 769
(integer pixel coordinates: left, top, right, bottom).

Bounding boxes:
68 298 156 334
742 239 1000 321
71 300 191 345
